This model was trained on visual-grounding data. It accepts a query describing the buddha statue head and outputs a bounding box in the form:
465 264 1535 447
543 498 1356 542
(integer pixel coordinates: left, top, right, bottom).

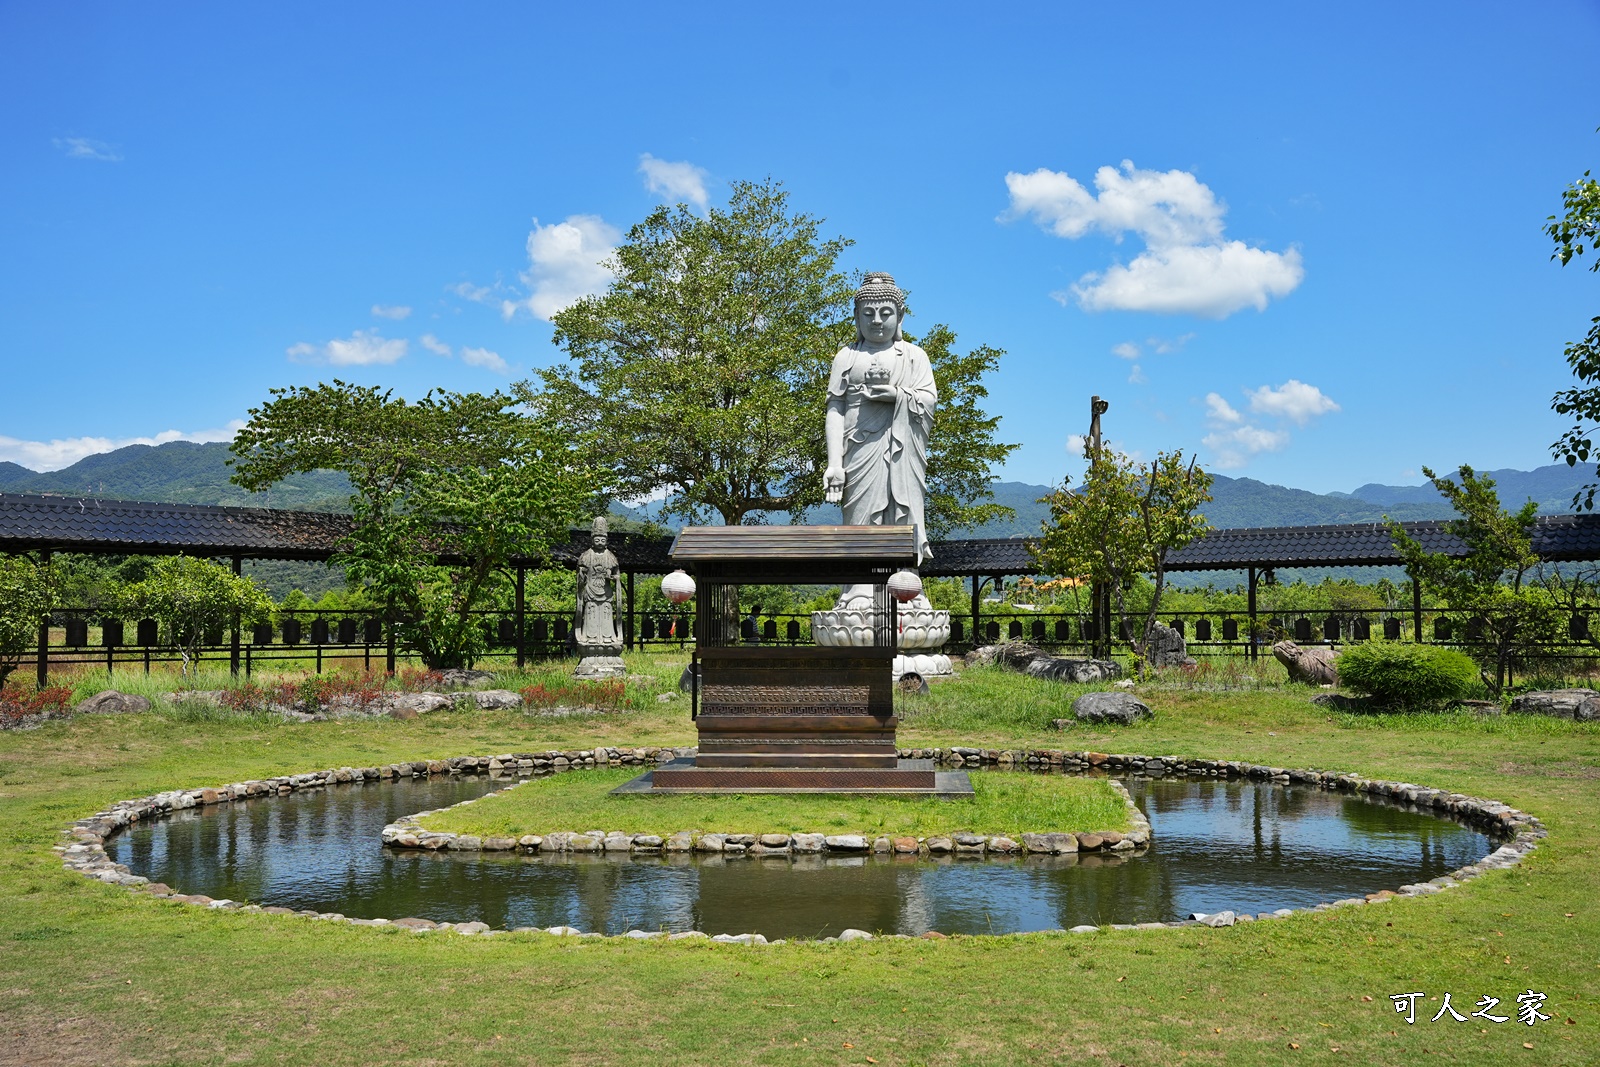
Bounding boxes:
854 271 905 346
590 515 608 552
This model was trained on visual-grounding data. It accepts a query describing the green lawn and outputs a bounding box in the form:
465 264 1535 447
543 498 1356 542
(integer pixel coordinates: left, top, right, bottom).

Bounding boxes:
420 766 1131 839
1 651 1597 1066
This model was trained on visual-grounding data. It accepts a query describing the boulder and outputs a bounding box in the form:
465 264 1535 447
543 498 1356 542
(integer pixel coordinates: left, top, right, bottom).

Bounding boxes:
1025 656 1121 684
1508 688 1600 722
468 689 523 710
1272 640 1339 685
1144 622 1196 669
969 642 1121 683
385 692 454 716
1071 691 1153 726
76 690 152 715
437 668 496 689
678 663 699 694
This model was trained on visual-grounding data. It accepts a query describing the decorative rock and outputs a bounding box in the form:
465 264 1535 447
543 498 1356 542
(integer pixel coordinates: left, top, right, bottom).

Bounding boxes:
824 834 868 852
696 833 726 852
925 836 953 854
632 834 664 850
1021 832 1078 854
76 690 152 715
920 930 948 939
758 833 792 849
1069 925 1099 934
1508 688 1600 721
791 833 826 853
1071 691 1153 726
664 832 694 852
387 692 454 716
469 690 523 710
1195 911 1236 927
436 668 496 688
1075 833 1105 851
892 836 920 853
1145 622 1196 669
711 933 768 946
1272 640 1339 685
837 928 874 941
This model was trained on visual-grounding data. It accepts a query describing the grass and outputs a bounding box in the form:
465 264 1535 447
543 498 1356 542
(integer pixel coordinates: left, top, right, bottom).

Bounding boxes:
1 651 1597 1065
421 767 1131 838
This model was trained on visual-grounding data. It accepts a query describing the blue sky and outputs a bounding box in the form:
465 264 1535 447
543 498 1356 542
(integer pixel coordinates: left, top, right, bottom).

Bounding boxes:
2 3 1597 495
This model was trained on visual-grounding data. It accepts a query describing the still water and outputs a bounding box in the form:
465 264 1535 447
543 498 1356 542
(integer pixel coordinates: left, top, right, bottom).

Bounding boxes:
107 772 1496 939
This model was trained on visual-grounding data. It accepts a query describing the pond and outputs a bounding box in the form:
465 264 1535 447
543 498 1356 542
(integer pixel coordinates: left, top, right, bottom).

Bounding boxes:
106 771 1498 939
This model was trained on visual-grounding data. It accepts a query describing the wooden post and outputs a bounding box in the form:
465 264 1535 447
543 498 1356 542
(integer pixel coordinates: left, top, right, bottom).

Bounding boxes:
385 610 397 674
230 556 242 678
970 576 982 646
1247 566 1258 663
1411 570 1424 643
1087 394 1110 660
515 563 526 669
36 549 51 688
625 570 636 652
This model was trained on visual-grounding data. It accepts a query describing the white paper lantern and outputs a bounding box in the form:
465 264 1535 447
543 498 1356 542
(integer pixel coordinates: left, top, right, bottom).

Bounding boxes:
887 569 923 603
662 569 696 605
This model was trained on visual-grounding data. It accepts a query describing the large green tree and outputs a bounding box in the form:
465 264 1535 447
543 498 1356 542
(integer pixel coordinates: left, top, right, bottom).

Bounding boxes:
526 179 1017 531
113 556 273 678
1032 444 1212 670
1389 465 1561 695
0 555 55 690
230 382 592 669
1547 167 1600 507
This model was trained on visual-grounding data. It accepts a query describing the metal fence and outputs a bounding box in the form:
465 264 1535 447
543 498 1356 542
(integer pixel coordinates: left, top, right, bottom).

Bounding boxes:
22 603 1600 686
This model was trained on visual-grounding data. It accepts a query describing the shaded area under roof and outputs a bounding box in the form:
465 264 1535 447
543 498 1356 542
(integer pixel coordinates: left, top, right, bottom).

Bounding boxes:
7 493 1600 576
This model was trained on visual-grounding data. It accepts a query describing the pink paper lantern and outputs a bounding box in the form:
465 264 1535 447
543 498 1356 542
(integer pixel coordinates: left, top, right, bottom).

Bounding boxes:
887 569 923 603
662 569 696 605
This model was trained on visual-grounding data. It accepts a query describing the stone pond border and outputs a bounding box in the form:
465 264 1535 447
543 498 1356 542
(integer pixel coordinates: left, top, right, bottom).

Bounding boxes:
55 744 1545 943
381 763 1148 859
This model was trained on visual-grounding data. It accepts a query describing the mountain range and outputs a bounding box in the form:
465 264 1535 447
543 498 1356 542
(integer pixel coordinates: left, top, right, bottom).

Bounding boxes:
2 440 1593 535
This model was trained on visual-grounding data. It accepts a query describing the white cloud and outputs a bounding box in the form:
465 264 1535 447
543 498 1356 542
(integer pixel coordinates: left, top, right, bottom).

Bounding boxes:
1204 392 1242 424
371 304 411 320
419 333 452 357
0 421 245 473
639 153 710 210
1148 332 1196 355
1201 378 1338 469
287 329 408 366
447 281 497 304
501 215 620 322
1006 160 1304 318
1128 364 1147 385
460 346 510 374
1111 341 1141 360
53 137 121 162
1201 425 1291 470
1066 433 1088 456
1246 378 1340 425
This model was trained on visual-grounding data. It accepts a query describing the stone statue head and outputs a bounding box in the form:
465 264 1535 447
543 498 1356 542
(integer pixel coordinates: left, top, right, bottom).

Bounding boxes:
853 271 904 345
591 515 608 550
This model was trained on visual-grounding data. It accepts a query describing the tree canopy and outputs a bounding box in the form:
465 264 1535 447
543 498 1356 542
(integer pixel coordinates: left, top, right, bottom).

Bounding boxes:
526 178 1017 531
113 556 272 677
0 555 54 690
1547 167 1600 508
1389 465 1560 694
229 381 593 668
1032 444 1212 667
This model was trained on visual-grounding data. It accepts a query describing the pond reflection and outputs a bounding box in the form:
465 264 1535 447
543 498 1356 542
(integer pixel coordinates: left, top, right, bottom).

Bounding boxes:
107 772 1497 939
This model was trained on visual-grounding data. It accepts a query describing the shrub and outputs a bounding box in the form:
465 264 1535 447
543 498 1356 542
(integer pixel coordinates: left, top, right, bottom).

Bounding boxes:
1337 643 1480 708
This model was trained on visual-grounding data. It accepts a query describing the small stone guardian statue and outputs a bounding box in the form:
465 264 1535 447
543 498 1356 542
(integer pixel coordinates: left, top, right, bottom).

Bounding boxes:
573 517 626 678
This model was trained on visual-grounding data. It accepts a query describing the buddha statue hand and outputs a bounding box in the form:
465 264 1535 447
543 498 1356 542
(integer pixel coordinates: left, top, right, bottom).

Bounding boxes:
824 465 846 503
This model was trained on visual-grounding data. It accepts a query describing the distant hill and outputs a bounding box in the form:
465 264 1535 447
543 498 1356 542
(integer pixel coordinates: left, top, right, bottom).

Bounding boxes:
0 441 349 511
1342 464 1591 514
